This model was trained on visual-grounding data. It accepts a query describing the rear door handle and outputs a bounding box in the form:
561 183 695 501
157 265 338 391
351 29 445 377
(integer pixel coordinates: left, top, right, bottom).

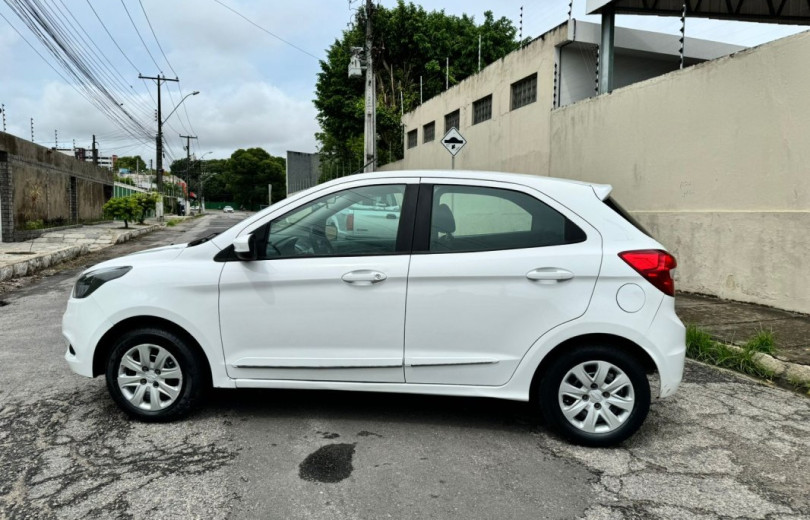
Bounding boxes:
526 268 574 282
342 270 387 285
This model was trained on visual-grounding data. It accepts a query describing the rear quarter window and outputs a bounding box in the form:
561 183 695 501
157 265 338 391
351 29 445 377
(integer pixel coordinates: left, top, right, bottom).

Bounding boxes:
604 197 651 237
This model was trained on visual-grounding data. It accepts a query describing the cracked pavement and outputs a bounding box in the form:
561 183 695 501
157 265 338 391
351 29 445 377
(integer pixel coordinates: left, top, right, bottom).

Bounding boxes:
0 216 808 519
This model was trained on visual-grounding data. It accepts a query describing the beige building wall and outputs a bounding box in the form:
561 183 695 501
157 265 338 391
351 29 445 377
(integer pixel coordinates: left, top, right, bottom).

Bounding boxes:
391 24 568 175
549 31 810 313
382 26 810 314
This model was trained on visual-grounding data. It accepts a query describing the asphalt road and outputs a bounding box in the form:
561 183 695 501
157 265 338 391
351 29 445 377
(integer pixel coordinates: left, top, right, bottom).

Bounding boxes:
0 214 808 519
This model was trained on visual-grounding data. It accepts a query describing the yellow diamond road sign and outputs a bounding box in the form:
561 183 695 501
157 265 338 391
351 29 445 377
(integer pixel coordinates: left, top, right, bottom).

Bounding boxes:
442 127 466 157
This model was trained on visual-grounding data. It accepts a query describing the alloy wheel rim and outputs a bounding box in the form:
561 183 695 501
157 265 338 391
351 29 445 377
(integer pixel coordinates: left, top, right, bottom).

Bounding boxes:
117 343 183 411
557 360 635 434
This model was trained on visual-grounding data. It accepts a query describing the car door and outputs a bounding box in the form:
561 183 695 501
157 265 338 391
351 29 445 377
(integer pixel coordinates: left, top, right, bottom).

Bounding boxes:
404 179 602 386
219 180 417 383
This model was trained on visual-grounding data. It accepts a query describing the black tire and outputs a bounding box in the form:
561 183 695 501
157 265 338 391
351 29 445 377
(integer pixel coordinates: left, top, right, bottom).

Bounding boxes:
105 327 207 422
539 345 650 447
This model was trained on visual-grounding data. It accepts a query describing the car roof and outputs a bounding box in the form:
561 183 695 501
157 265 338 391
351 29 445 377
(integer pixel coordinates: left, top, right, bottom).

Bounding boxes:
322 170 612 200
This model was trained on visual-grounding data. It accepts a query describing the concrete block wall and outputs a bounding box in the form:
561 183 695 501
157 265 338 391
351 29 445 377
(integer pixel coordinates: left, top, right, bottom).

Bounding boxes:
0 132 113 242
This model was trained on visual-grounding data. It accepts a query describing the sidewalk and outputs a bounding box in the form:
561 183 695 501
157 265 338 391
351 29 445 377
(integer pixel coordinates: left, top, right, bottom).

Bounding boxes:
676 293 810 367
0 218 172 281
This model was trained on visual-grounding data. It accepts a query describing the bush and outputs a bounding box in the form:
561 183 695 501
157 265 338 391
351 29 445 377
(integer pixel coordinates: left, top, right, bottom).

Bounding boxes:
103 196 140 228
24 219 44 230
132 192 159 224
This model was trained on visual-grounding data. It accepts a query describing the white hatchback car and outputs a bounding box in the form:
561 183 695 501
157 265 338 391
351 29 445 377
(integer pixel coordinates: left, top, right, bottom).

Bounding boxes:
63 170 685 446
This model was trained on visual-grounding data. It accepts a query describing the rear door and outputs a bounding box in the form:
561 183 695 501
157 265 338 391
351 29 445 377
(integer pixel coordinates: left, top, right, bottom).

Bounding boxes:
404 179 602 386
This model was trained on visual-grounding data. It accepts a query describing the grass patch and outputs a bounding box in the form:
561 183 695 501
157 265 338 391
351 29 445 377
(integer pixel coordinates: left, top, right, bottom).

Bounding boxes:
744 329 777 356
685 324 775 379
166 218 182 227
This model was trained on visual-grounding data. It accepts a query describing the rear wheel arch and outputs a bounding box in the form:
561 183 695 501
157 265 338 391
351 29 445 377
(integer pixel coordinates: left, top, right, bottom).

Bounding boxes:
529 333 657 403
93 316 212 385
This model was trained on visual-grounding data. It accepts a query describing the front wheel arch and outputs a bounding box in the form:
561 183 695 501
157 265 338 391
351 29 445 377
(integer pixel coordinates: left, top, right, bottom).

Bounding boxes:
93 316 212 387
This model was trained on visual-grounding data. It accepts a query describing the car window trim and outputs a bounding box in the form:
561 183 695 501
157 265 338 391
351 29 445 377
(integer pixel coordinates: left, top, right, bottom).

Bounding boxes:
249 183 416 261
412 181 589 255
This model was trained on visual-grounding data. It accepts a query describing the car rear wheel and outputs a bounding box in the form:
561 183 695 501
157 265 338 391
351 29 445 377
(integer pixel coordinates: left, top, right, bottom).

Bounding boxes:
105 328 206 421
539 345 650 447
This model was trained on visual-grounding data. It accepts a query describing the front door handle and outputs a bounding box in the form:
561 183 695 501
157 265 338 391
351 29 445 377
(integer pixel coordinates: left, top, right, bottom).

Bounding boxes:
342 270 387 285
526 268 574 282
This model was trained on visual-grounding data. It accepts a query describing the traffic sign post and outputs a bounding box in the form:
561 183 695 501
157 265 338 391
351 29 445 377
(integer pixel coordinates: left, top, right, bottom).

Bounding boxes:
441 127 467 169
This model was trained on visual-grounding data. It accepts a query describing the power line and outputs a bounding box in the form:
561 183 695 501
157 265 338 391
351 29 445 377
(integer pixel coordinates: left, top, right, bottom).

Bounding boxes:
119 0 161 71
85 0 139 72
213 0 320 60
1 2 153 143
137 0 177 76
136 0 197 137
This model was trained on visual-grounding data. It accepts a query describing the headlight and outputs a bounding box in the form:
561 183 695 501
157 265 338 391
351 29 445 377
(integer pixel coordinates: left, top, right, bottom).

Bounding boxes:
73 266 132 299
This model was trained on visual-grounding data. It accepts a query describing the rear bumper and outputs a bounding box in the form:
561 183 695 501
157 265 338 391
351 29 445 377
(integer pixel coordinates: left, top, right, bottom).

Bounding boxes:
648 298 686 398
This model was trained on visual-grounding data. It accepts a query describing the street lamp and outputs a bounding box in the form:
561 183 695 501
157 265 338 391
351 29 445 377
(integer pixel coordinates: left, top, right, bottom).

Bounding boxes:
196 151 213 214
155 90 199 219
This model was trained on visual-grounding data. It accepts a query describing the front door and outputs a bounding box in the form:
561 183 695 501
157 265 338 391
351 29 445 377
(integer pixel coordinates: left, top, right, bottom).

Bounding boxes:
219 181 415 383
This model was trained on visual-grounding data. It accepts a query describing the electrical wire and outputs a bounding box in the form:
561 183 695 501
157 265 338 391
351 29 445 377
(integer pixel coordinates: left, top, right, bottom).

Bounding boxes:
137 0 197 138
119 0 161 71
212 0 320 60
3 0 154 143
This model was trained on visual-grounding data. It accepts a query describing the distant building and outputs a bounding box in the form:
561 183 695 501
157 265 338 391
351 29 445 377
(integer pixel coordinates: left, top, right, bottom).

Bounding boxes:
286 151 321 195
55 147 116 170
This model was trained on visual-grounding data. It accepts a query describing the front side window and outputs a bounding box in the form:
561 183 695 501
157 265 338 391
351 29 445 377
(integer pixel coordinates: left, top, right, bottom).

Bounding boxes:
263 184 406 259
429 185 585 253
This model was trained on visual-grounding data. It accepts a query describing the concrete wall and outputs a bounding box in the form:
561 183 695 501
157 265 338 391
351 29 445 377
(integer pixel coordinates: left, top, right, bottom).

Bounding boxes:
382 23 810 313
397 24 568 175
549 31 810 313
0 132 112 242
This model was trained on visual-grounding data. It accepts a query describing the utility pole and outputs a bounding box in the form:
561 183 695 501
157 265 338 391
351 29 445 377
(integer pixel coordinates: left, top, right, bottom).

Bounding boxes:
30 118 34 142
679 2 687 70
140 73 179 219
180 134 197 216
1 104 6 132
92 134 98 166
363 0 376 172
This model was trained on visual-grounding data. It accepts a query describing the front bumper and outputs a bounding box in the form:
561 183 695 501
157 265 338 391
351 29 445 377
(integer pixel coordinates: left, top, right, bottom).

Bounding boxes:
62 295 114 378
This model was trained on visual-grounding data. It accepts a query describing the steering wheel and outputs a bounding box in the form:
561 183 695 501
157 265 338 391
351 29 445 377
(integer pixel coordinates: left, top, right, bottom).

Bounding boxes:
293 228 333 256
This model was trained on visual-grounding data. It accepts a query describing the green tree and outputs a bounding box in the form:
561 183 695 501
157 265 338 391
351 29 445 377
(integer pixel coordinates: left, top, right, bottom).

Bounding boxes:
314 1 519 170
103 196 140 228
225 148 286 209
197 159 231 203
115 155 147 172
133 192 159 224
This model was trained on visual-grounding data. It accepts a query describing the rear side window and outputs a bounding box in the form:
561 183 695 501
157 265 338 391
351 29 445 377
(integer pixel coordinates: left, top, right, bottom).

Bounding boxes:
429 185 586 253
604 197 650 236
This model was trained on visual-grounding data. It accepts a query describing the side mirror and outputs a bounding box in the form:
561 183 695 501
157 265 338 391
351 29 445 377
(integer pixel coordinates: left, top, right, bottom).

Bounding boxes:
233 234 257 261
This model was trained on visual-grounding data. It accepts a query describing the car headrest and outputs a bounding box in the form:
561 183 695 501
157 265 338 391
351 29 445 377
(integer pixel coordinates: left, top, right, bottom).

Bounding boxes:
433 203 456 234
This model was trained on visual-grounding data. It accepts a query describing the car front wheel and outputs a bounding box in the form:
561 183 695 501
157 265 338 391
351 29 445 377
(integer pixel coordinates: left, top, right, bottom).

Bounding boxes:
539 345 650 447
105 328 206 421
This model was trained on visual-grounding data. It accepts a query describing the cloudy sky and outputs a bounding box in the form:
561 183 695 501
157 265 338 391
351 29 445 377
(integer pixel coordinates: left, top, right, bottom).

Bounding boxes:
0 0 806 167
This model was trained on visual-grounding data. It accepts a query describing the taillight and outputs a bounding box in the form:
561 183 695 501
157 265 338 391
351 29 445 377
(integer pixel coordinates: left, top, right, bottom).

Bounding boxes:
618 250 677 296
346 213 354 231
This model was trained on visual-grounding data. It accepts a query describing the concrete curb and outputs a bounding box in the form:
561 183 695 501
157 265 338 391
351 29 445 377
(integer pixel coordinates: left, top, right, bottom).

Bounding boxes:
0 224 162 282
0 244 89 281
722 343 810 393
